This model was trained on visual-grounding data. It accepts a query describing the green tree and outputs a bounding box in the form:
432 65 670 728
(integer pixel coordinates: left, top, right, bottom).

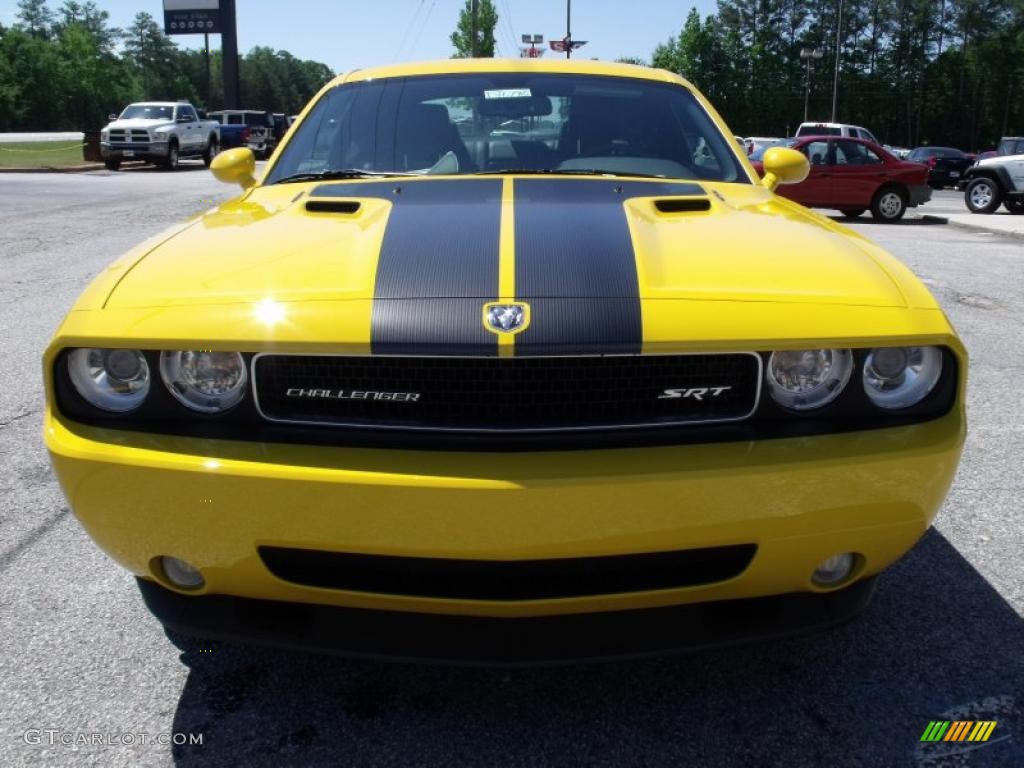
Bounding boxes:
450 0 498 58
651 0 1022 146
122 12 194 101
16 0 54 37
0 27 64 127
54 1 119 52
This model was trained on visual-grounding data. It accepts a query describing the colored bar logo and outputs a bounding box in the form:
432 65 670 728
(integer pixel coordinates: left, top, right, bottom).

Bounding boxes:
920 721 998 742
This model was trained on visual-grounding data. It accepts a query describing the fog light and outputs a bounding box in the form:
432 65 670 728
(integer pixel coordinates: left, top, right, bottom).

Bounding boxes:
160 556 205 590
812 552 856 587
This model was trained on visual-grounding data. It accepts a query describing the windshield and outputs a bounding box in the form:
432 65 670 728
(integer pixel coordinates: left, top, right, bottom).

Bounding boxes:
797 125 841 136
266 74 748 183
120 104 173 120
912 147 964 159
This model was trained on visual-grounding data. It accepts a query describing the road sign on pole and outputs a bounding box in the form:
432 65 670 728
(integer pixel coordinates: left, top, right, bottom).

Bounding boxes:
521 33 544 58
550 39 587 53
163 0 221 35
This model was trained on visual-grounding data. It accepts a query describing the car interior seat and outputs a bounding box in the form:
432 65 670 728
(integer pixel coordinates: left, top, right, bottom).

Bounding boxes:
395 103 476 172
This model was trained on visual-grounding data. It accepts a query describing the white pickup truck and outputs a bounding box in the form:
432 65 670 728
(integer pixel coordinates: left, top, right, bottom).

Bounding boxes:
100 101 220 171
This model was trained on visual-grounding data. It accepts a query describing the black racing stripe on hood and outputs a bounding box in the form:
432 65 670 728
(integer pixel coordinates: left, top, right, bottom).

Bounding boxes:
512 179 704 356
312 180 502 355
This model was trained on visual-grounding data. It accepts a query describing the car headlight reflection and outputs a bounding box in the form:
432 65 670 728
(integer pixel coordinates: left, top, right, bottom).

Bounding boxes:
160 351 248 413
766 349 853 411
863 346 942 409
68 348 150 412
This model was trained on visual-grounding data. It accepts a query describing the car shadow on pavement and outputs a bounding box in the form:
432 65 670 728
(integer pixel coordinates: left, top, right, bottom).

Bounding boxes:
832 214 948 226
114 162 209 174
166 528 1022 767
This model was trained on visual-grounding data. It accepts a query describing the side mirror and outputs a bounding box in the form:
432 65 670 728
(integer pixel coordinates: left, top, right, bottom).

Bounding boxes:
176 115 191 123
760 147 810 191
210 147 257 190
108 114 118 121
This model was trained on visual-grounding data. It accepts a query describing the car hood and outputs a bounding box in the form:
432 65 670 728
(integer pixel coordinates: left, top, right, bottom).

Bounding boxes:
977 154 1024 166
103 176 914 312
105 118 174 131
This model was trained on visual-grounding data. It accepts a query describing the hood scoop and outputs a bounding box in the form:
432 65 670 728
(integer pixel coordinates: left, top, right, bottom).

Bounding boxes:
653 198 711 214
304 199 362 215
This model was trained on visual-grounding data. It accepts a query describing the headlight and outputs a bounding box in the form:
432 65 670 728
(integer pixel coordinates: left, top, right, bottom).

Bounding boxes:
766 349 853 411
160 351 248 413
67 348 150 412
863 346 942 409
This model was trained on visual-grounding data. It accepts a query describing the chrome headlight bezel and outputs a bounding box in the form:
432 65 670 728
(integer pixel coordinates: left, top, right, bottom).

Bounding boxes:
862 346 944 410
159 351 248 414
67 348 150 412
765 348 854 411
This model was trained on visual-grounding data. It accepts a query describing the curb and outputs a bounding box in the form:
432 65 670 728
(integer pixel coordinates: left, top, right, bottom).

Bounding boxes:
922 214 1024 238
0 164 105 174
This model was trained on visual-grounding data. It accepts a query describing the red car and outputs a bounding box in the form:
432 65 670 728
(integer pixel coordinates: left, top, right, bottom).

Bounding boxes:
751 136 931 222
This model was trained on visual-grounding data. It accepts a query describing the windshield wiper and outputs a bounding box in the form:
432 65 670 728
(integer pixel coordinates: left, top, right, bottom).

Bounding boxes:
272 169 418 185
475 168 667 179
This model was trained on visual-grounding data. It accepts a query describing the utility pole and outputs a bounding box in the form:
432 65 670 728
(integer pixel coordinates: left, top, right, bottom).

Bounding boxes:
830 0 843 122
470 0 479 58
565 0 572 59
203 32 211 109
221 0 240 108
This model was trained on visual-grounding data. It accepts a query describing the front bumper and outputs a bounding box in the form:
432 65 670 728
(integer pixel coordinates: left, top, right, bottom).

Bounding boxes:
101 142 169 161
47 403 964 624
140 574 878 665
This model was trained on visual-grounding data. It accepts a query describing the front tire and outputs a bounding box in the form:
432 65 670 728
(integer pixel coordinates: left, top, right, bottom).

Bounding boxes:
965 177 1002 213
103 158 121 171
840 208 866 218
202 136 219 167
870 187 907 222
163 140 179 171
1004 198 1024 214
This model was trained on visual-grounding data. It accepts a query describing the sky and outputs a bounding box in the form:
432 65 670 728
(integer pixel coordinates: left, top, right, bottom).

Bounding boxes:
0 0 719 72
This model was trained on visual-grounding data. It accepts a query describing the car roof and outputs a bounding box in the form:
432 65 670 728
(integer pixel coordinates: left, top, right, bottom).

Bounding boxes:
333 57 692 89
794 135 874 143
797 122 869 129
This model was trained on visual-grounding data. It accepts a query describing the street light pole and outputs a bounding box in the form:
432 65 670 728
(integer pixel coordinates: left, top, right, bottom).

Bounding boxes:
565 0 572 59
471 0 479 57
800 47 823 123
831 0 843 122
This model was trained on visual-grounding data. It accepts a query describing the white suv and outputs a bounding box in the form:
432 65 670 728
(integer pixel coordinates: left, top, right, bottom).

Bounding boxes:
795 122 879 145
961 137 1024 214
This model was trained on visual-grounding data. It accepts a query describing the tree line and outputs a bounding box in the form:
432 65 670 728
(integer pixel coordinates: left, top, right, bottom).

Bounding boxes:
0 0 335 132
651 0 1024 150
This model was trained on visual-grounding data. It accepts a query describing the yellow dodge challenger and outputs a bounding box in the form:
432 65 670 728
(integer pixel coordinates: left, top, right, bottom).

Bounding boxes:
44 59 966 663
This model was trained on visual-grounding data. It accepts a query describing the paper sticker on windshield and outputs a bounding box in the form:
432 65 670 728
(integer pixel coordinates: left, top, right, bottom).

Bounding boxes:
484 88 532 100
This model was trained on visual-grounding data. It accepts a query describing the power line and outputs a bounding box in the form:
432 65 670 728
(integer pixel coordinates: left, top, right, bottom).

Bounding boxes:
498 0 519 55
396 0 426 60
407 0 437 59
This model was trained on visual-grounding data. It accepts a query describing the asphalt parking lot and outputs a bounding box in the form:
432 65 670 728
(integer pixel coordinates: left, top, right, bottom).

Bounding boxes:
1 167 1021 767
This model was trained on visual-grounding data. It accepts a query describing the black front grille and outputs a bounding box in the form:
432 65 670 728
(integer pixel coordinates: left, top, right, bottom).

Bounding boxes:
259 545 758 600
253 353 761 433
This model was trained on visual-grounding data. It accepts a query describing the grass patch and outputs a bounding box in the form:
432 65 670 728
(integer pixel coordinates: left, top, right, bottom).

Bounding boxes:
0 141 87 168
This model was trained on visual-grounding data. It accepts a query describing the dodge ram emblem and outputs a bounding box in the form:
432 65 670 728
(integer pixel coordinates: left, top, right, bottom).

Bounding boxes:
483 302 530 335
